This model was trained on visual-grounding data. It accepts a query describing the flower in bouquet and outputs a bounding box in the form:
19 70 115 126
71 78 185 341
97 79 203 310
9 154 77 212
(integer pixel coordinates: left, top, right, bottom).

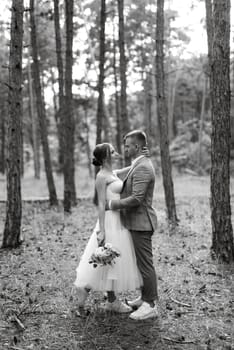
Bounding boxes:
89 243 120 268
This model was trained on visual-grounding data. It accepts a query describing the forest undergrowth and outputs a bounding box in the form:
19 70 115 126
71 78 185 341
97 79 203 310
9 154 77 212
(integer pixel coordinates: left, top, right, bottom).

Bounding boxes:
0 194 234 350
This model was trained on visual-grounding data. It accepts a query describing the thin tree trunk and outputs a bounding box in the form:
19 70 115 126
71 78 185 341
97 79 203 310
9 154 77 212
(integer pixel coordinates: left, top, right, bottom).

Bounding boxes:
198 74 207 170
165 5 174 141
50 68 58 117
93 0 106 206
205 0 214 76
151 52 158 141
96 0 106 145
84 105 93 178
168 69 180 140
150 12 158 143
114 39 121 155
112 15 122 157
20 123 24 177
2 0 24 248
155 0 178 224
64 0 76 212
53 0 65 171
28 58 40 179
117 0 130 165
30 0 58 206
0 110 5 174
143 76 152 145
208 0 234 262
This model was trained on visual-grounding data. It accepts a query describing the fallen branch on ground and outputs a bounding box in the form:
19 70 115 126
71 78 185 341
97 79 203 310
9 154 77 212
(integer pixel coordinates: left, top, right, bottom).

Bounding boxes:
169 296 192 308
162 336 196 344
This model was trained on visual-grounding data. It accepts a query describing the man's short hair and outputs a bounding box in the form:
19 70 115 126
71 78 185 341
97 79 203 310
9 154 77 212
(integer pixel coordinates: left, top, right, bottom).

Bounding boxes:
124 130 147 147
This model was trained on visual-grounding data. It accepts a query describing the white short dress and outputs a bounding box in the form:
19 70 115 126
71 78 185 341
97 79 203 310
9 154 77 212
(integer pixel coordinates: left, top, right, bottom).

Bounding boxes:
74 176 142 292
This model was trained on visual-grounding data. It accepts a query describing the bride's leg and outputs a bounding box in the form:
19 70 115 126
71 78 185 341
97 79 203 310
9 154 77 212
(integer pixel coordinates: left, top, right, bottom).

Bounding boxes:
103 291 132 313
107 291 116 302
77 287 89 307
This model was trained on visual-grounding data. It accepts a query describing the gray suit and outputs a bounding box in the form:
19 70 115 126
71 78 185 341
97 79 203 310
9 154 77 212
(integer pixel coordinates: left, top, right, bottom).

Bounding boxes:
111 156 158 302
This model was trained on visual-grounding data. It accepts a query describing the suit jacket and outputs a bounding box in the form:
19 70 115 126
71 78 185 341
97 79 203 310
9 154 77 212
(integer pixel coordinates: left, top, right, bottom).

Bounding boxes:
111 156 157 232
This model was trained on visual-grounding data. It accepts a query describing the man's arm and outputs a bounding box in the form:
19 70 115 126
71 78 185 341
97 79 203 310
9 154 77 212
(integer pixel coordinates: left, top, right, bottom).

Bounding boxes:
114 166 131 179
110 165 152 210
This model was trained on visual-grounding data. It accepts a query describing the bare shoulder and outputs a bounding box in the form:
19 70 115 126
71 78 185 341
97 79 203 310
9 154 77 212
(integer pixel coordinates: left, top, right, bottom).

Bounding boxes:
96 171 107 185
96 170 115 186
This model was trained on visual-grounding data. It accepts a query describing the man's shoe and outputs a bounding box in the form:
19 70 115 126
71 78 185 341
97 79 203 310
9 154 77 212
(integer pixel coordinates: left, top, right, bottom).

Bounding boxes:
100 299 132 313
126 296 143 309
129 301 158 320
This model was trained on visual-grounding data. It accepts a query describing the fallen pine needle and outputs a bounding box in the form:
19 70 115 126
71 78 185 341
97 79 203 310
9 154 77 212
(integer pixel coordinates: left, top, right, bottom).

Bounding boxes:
162 336 196 344
11 315 25 331
201 297 212 304
169 296 192 308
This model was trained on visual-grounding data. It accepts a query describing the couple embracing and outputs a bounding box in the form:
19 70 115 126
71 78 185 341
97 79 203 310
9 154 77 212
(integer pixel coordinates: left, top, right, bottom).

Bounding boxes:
74 130 159 321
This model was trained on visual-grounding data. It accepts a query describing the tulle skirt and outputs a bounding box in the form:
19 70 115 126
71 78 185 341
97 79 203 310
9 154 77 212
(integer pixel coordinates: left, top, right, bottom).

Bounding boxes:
74 210 142 292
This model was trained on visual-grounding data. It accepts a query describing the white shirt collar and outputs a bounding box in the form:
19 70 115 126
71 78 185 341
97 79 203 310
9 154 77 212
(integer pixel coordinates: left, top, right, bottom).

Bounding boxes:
131 155 144 166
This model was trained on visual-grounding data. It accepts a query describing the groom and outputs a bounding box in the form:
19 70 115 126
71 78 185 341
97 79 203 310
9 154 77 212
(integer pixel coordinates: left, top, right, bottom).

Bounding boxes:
106 130 159 320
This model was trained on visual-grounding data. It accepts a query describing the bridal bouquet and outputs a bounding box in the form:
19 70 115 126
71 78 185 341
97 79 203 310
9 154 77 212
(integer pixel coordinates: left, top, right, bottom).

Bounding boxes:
89 243 120 268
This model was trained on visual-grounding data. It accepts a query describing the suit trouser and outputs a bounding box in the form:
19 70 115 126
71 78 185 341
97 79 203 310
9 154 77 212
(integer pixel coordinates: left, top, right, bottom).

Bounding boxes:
131 230 158 303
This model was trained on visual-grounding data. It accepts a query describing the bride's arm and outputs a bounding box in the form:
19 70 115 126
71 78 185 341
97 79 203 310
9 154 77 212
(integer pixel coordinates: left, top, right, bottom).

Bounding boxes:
95 173 107 246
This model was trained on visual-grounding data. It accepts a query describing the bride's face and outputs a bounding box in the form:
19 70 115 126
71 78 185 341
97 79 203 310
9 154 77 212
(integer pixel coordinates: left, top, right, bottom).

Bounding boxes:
109 145 119 162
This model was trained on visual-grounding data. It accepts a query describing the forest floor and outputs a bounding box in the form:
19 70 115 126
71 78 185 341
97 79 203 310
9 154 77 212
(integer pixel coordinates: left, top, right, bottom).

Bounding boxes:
0 173 234 350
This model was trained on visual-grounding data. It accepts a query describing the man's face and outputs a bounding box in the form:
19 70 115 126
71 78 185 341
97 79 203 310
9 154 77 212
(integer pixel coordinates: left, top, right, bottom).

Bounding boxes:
124 137 138 159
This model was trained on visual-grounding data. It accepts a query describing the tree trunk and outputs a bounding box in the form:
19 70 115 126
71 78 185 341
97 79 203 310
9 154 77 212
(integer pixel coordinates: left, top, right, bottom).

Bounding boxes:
93 0 106 206
50 68 58 117
30 0 58 206
168 69 180 141
112 20 121 156
2 0 24 248
64 0 76 212
208 0 234 262
117 0 130 165
151 51 158 144
0 110 5 174
96 0 106 146
143 76 152 146
20 123 24 177
155 0 178 224
84 105 93 178
198 74 207 171
27 57 40 179
53 0 65 171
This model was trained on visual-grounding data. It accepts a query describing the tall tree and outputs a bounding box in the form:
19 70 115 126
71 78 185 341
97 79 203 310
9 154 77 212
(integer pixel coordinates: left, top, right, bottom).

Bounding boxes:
30 0 58 206
2 0 24 248
113 30 121 155
0 28 8 175
93 0 107 206
0 106 6 174
117 0 130 164
27 52 40 179
63 0 76 212
53 0 65 171
96 0 106 146
155 0 178 224
206 0 234 262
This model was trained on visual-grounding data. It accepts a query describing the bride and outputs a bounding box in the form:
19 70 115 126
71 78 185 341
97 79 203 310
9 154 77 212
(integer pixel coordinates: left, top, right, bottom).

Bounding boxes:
74 142 142 313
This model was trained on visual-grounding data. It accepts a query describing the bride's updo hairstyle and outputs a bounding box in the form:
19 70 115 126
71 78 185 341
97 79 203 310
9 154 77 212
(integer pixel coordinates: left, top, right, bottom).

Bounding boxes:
92 143 111 166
